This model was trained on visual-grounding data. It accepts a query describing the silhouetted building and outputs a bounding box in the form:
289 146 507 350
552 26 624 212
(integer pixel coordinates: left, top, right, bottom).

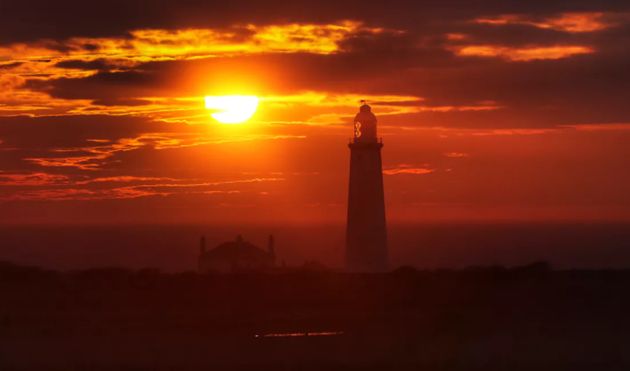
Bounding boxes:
198 234 276 273
345 102 388 272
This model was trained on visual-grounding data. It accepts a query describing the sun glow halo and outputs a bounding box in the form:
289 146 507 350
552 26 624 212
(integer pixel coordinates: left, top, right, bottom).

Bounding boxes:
204 95 259 124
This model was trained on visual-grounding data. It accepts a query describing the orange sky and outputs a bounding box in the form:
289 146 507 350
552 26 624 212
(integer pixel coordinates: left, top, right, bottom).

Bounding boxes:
1 2 630 224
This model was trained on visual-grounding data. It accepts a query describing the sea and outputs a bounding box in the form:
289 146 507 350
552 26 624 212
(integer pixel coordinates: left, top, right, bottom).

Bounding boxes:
1 222 629 271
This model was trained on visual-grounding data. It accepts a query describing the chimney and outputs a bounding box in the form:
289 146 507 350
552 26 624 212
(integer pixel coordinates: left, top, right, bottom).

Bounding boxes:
200 235 206 254
268 234 276 263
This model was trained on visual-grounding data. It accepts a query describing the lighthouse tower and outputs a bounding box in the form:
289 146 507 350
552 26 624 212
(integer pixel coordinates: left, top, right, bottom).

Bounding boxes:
345 102 388 272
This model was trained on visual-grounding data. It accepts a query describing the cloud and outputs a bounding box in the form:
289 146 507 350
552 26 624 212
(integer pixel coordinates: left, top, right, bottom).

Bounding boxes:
563 122 630 131
452 44 594 61
468 128 562 136
0 3 626 131
54 58 123 71
22 131 305 170
0 1 629 222
474 12 616 33
444 152 470 158
0 172 70 186
1 22 394 76
383 164 435 175
0 173 284 201
0 114 314 203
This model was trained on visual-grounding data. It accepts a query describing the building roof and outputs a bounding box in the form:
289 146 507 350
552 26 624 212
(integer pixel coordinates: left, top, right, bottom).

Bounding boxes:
201 236 271 261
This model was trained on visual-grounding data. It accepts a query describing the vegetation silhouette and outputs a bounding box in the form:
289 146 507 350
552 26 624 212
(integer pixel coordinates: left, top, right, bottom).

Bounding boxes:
1 260 629 370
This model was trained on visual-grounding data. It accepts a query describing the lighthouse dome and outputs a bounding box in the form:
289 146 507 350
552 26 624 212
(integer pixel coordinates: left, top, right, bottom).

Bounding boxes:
353 103 377 141
355 103 376 123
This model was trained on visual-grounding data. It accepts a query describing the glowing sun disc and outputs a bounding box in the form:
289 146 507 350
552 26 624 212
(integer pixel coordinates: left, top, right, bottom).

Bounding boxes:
204 95 259 124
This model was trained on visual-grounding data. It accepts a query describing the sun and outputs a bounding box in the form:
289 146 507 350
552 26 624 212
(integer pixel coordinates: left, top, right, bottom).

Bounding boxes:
204 95 259 124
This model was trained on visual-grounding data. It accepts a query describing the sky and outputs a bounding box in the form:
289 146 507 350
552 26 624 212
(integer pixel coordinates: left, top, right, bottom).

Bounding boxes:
1 0 630 224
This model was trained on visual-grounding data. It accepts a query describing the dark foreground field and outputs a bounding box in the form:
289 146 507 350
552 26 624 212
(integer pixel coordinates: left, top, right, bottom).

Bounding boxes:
1 262 630 370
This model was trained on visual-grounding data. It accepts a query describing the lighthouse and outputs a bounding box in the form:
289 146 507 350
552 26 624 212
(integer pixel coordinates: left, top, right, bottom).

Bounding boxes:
345 102 388 272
